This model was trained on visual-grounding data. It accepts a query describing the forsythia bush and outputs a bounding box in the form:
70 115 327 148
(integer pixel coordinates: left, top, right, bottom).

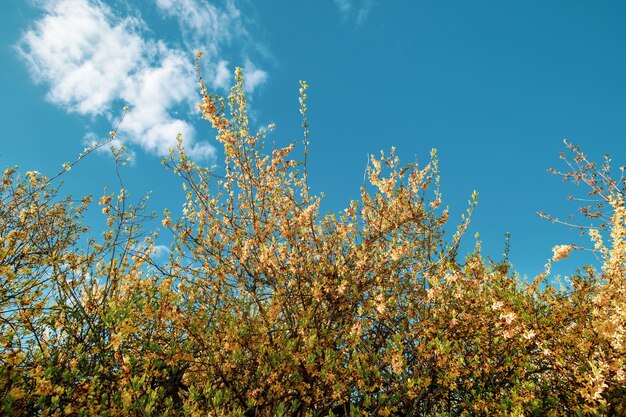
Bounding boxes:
1 60 624 416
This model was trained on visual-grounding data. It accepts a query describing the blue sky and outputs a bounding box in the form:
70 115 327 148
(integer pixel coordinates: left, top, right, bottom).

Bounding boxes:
1 0 625 279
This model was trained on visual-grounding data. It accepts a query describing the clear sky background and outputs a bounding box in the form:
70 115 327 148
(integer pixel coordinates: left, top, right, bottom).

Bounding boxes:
1 0 625 279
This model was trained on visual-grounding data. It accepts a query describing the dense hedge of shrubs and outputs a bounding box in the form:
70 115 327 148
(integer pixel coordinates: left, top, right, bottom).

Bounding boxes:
1 61 624 416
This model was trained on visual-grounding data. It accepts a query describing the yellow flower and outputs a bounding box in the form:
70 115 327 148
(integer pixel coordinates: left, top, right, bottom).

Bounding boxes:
26 171 39 187
500 311 516 325
8 387 25 400
523 330 536 340
552 244 573 261
375 293 386 315
491 300 504 311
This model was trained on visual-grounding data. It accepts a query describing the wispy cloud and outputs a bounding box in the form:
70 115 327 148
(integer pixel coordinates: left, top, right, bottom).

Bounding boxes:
155 0 267 94
151 244 171 258
243 59 268 94
334 0 374 25
212 60 231 90
155 0 237 54
16 0 267 161
335 0 352 14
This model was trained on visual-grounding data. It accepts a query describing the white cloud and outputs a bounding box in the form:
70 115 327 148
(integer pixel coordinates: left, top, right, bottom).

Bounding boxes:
151 244 171 258
18 0 144 115
356 1 374 25
335 0 352 13
334 0 374 24
118 45 215 159
156 0 267 93
156 0 236 54
16 0 266 161
212 60 231 90
243 59 268 94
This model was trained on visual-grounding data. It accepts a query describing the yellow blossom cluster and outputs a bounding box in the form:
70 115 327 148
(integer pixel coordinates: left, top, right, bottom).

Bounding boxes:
552 244 573 261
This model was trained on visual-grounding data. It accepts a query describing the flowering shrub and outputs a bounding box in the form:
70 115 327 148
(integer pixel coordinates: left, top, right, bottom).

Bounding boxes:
0 60 624 416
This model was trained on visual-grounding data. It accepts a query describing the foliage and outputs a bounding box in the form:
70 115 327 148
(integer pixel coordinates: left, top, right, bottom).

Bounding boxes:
0 57 624 416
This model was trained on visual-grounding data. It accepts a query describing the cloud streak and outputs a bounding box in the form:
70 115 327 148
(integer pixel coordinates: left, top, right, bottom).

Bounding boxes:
334 0 374 25
156 0 237 52
16 0 267 161
155 0 267 94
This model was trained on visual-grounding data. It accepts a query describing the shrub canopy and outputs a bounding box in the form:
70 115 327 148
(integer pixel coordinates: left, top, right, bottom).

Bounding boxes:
0 62 624 416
